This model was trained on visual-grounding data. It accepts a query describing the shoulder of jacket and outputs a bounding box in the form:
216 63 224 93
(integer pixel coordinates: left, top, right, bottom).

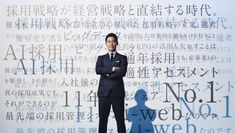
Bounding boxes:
98 54 108 58
117 52 126 57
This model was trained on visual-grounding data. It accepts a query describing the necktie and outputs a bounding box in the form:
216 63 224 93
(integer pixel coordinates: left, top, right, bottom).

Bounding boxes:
110 53 114 62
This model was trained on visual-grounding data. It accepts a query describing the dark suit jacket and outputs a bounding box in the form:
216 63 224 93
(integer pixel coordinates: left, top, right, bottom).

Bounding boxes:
96 52 128 97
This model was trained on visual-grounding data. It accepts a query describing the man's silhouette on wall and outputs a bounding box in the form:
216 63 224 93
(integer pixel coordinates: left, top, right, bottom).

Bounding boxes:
127 89 156 133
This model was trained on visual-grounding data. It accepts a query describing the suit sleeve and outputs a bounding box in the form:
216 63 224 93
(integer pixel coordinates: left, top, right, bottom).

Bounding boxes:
109 56 128 79
95 56 113 75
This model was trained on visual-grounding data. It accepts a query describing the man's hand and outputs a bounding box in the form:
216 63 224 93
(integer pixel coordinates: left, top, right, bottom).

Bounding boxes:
113 67 121 72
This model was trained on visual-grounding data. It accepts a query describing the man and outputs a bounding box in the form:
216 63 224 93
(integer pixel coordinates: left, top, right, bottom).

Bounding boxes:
96 33 128 133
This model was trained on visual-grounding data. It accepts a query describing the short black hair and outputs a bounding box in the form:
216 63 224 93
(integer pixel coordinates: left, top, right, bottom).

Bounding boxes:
105 33 118 43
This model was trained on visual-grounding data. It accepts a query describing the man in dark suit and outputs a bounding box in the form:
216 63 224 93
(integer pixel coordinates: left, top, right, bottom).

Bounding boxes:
96 33 128 133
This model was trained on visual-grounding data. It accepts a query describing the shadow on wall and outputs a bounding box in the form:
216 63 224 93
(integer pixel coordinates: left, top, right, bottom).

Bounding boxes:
127 89 156 133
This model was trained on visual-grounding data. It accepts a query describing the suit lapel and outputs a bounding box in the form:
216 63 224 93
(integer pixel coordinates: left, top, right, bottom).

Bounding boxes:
112 52 120 66
113 52 120 61
104 53 110 63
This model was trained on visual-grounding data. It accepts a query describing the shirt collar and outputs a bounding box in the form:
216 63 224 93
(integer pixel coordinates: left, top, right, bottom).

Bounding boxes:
108 51 116 57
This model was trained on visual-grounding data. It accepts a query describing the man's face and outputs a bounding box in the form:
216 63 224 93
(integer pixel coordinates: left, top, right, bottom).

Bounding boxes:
106 37 118 52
